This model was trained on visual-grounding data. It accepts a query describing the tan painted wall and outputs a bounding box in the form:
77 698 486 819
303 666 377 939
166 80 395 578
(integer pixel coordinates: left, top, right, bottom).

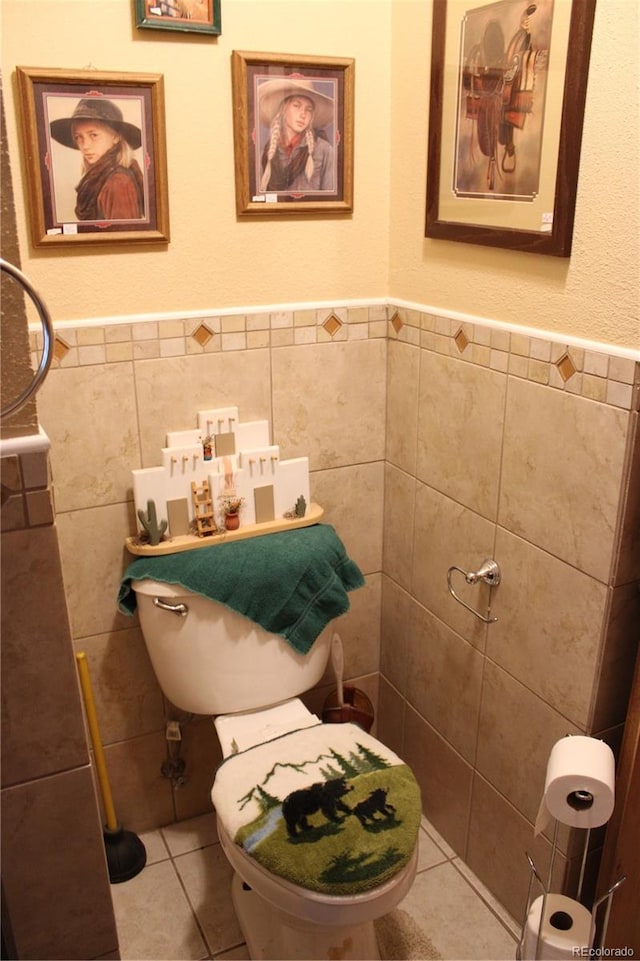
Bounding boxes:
389 0 640 349
1 0 391 320
1 0 638 346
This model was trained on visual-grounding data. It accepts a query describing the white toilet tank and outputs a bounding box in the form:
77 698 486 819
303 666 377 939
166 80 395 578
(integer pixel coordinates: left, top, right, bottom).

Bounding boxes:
131 579 332 715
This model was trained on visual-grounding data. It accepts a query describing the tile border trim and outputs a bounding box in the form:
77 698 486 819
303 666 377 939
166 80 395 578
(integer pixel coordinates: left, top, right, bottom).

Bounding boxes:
28 299 639 412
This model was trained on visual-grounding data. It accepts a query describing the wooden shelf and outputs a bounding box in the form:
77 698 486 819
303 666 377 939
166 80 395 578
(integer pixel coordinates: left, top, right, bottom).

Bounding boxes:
125 503 324 556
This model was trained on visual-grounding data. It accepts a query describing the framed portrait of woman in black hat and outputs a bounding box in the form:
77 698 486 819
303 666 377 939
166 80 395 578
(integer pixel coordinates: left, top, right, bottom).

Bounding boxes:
231 52 355 216
16 67 170 248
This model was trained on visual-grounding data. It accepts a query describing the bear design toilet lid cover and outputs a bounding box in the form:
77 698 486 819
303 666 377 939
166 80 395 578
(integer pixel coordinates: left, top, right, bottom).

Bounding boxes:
211 722 421 896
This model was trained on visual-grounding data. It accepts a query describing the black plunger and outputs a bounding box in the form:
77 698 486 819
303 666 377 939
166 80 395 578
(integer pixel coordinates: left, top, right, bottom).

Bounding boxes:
76 652 146 883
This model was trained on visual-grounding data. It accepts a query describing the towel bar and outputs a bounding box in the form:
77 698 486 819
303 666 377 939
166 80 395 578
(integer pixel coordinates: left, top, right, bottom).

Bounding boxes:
447 559 501 623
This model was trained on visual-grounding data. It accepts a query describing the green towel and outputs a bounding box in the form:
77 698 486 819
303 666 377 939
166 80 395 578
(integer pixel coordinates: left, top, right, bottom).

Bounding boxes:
117 524 364 654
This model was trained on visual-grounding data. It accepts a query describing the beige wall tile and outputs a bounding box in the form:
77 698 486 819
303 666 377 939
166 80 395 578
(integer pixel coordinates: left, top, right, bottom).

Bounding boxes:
271 340 386 470
413 483 494 648
310 461 384 575
173 717 223 823
72 626 165 745
402 705 473 856
614 412 640 585
56 502 136 640
383 463 416 591
1 768 118 960
376 676 405 757
38 361 140 512
476 661 581 826
380 575 413 695
499 378 630 582
387 339 420 475
1 527 89 786
417 352 506 521
103 731 175 833
590 581 640 731
331 573 381 680
466 773 567 923
490 529 607 727
407 604 484 763
134 350 271 468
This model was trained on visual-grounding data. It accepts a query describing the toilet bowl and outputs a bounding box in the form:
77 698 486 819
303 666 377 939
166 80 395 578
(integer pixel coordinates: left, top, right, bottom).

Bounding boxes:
211 698 420 959
130 577 422 960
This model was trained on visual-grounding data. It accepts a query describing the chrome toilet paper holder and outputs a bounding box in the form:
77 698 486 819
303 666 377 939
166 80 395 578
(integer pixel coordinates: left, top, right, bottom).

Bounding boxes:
516 824 626 961
446 559 501 623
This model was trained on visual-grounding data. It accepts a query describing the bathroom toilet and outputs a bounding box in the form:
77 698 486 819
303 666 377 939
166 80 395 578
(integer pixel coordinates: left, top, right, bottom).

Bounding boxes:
131 578 422 960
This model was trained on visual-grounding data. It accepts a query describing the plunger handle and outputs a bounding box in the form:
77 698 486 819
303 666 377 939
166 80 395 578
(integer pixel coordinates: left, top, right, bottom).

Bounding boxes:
76 652 119 832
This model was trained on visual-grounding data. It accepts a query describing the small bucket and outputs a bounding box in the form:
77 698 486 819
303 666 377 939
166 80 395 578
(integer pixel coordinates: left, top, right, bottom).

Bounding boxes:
322 684 374 732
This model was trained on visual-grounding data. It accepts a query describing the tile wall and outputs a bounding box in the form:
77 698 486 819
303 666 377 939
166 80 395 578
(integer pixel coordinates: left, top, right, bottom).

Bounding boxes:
12 299 640 929
30 305 389 833
0 432 120 959
380 306 640 920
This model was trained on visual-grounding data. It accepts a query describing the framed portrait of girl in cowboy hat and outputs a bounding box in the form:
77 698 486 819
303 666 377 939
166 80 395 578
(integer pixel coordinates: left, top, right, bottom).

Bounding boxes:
16 67 170 247
231 52 355 216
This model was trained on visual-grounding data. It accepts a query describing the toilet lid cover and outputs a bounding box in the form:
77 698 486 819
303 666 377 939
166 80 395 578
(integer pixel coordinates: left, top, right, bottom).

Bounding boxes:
211 722 421 896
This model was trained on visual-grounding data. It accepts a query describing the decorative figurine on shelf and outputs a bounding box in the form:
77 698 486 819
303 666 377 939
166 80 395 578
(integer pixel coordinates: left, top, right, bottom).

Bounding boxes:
202 435 214 461
137 499 168 545
219 494 245 531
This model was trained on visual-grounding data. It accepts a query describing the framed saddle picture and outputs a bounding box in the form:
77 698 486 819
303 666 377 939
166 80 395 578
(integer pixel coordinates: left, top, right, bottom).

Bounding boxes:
425 0 596 256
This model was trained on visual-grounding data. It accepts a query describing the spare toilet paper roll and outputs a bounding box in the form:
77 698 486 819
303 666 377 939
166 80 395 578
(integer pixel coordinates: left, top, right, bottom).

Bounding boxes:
534 735 615 835
522 894 593 961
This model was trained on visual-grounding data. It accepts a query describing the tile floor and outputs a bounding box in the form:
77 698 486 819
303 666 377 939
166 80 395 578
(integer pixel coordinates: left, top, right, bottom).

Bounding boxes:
111 812 520 960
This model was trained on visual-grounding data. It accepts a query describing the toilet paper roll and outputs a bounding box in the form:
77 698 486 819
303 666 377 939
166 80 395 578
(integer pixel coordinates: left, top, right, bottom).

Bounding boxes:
522 894 593 961
534 735 615 836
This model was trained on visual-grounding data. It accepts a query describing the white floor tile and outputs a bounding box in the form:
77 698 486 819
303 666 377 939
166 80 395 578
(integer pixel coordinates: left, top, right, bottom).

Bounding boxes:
113 813 519 961
174 843 244 956
397 861 518 961
111 860 208 961
162 811 219 856
138 827 171 865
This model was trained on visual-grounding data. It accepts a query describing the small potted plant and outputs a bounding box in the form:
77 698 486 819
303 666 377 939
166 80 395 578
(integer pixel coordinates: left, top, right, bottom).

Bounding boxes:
219 493 245 530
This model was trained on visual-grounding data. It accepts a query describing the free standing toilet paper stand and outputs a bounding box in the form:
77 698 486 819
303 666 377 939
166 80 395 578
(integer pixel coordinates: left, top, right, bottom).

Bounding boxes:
516 820 626 960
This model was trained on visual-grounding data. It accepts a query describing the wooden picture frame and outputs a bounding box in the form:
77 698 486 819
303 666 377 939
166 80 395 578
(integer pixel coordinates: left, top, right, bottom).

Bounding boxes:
134 0 221 36
16 67 170 248
425 0 596 256
231 51 355 216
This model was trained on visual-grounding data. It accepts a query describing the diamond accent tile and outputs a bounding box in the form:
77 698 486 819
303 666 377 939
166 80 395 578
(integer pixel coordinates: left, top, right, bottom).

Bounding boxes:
556 351 577 382
390 311 403 334
323 313 343 337
454 327 469 353
192 323 214 348
53 336 71 362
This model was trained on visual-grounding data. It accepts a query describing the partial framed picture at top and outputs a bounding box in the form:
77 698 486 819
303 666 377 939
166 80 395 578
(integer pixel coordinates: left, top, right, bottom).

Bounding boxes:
16 67 170 247
425 0 596 256
231 51 355 216
134 0 221 36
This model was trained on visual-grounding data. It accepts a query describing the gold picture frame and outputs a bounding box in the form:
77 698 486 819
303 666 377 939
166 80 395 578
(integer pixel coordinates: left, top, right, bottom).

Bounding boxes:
16 67 170 248
425 0 596 256
231 51 355 216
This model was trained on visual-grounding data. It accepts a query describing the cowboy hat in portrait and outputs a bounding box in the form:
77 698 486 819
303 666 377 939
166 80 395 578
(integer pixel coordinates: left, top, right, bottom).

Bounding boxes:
254 75 337 196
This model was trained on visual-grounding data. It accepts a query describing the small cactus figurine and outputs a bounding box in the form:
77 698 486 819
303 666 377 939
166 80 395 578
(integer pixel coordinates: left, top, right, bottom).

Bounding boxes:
137 499 168 545
294 494 307 518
